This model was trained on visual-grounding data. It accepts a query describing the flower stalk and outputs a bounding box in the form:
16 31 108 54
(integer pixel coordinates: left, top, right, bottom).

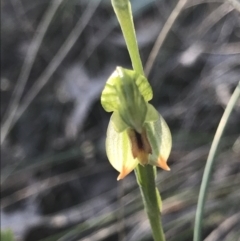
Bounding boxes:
109 0 168 240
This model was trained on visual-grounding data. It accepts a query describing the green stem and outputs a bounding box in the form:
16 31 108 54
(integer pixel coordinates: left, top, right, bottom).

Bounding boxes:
193 81 240 241
111 0 144 75
135 165 166 241
112 1 165 240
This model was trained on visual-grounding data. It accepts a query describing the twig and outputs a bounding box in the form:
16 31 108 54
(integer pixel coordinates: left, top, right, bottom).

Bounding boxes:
204 212 240 241
10 0 33 32
185 0 224 9
1 164 109 209
144 0 188 77
227 0 240 12
0 0 101 145
195 3 233 37
1 0 64 145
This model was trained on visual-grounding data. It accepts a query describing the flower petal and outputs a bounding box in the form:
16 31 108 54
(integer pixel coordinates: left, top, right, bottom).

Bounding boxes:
157 156 170 171
106 115 138 180
145 114 172 170
111 111 128 133
101 67 153 133
145 104 159 123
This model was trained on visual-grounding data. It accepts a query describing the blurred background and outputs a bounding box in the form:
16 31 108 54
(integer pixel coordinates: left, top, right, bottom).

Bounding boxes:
1 0 240 240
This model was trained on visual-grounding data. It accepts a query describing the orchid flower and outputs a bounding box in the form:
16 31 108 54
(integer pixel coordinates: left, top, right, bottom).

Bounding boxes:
101 67 172 180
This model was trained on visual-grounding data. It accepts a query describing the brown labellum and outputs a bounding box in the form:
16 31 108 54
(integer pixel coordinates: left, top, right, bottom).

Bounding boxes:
127 128 152 165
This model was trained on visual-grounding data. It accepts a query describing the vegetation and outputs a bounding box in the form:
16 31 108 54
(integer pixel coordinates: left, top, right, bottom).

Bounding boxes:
1 0 240 240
